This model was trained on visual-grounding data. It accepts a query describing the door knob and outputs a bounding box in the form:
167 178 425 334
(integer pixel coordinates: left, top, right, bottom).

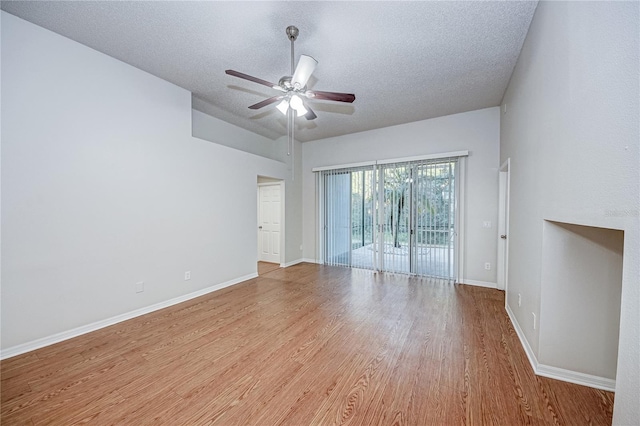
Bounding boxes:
500 234 507 239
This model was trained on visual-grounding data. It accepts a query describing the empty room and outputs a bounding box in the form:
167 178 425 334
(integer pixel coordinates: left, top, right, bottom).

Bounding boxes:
1 1 638 425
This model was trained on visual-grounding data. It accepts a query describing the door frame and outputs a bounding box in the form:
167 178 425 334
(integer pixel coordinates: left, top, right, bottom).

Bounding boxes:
257 181 285 266
497 158 511 293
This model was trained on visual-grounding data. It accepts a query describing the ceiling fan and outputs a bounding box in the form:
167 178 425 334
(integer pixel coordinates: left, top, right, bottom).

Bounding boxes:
225 25 355 155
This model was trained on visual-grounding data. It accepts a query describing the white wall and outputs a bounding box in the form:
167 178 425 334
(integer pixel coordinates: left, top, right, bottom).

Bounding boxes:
192 109 285 162
192 112 306 266
539 221 623 381
500 2 639 423
301 107 501 285
0 12 301 354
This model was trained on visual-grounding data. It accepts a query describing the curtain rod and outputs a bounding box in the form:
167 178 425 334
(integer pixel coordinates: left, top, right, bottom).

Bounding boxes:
311 150 469 172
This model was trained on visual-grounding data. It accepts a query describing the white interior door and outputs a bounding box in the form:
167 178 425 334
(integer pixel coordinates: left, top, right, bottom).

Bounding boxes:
497 159 510 291
258 184 281 263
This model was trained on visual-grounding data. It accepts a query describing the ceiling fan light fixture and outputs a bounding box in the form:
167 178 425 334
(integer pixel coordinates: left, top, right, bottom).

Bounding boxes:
290 95 307 116
276 99 290 115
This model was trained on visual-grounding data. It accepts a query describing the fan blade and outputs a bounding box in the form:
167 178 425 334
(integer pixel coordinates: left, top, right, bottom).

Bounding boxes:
304 105 317 120
306 90 355 103
225 69 280 90
291 55 317 88
249 96 283 110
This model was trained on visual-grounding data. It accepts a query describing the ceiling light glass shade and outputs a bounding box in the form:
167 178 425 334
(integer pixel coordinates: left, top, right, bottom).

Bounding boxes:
276 99 290 115
289 95 308 116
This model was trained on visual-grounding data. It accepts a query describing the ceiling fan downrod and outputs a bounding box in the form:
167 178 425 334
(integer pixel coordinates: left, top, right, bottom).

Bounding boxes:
285 26 299 157
286 25 298 76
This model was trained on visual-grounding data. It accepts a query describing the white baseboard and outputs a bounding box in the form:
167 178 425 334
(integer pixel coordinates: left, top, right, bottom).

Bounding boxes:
459 279 497 289
505 304 615 392
301 258 320 264
0 272 257 360
281 259 301 268
282 258 318 268
537 364 616 392
505 303 540 370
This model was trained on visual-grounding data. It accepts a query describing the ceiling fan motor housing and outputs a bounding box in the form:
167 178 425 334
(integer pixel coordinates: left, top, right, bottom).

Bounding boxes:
286 25 299 41
279 76 293 89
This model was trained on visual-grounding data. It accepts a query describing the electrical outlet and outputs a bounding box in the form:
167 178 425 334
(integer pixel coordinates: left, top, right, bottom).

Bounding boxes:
518 293 522 307
484 262 491 270
184 271 191 281
532 312 537 330
135 281 144 293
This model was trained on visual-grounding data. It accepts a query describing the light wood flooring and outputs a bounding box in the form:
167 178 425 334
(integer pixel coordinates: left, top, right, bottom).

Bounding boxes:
1 263 614 425
258 261 281 275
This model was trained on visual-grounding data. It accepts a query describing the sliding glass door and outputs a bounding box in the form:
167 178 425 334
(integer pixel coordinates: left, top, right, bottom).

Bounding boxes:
321 157 458 280
410 160 456 279
323 167 375 269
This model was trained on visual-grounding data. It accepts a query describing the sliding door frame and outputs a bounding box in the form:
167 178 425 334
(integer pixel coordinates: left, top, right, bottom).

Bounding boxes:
315 151 467 281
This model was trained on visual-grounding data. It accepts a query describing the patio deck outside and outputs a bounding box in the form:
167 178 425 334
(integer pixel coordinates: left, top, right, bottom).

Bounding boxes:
352 242 454 277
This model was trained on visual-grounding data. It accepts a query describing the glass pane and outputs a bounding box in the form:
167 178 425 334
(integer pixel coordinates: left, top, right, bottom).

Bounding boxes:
349 170 376 270
381 164 411 274
325 172 351 266
413 160 455 278
324 167 376 270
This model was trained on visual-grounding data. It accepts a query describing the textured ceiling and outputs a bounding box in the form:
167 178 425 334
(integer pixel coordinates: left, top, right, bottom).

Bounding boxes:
1 1 537 142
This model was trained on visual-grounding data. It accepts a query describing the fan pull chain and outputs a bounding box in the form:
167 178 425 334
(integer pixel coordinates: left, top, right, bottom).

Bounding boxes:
287 29 295 161
287 109 292 156
290 38 295 75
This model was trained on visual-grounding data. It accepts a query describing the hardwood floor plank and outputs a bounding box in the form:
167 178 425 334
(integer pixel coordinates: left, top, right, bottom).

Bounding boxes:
258 261 281 275
31 390 126 426
308 312 412 425
1 264 614 425
2 355 129 420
